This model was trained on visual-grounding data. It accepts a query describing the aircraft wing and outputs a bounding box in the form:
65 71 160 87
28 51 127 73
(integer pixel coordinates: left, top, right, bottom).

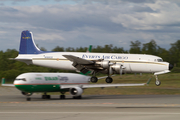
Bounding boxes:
60 78 152 89
63 55 94 64
60 83 146 89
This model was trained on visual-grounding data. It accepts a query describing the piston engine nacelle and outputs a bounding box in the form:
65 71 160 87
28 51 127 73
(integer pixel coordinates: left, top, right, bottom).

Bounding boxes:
70 87 83 96
95 60 112 69
111 64 124 74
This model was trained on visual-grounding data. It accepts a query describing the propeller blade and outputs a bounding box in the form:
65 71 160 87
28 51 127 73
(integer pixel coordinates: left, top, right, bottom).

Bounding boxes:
120 65 123 76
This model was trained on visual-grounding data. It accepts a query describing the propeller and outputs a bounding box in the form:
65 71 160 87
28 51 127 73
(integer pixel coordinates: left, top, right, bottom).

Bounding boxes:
120 65 123 76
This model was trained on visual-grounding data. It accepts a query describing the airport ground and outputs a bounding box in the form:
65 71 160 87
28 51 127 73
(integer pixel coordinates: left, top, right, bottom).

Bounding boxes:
0 86 180 120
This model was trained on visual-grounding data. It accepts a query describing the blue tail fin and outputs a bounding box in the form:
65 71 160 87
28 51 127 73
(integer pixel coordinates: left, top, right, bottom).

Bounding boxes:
19 30 43 54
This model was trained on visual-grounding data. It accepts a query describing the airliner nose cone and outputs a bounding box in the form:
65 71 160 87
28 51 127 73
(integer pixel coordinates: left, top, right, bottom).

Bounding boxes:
169 64 174 70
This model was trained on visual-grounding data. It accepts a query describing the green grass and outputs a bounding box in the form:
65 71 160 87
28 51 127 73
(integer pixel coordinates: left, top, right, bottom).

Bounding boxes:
83 73 180 95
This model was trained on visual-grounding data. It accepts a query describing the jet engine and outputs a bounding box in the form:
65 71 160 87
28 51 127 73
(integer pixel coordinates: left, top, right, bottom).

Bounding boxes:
70 87 83 96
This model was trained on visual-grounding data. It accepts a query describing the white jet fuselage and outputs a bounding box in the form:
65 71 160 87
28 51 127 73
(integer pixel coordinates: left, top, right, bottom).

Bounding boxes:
14 73 90 93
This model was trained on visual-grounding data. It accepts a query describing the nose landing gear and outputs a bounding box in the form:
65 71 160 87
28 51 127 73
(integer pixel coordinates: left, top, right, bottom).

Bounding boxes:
155 75 161 86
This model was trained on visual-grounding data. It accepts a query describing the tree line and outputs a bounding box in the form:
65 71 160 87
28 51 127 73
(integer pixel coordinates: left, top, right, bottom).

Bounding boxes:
1 39 180 80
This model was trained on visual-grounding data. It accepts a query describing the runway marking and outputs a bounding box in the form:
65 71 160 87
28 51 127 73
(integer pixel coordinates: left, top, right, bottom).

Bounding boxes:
0 112 180 115
102 103 113 104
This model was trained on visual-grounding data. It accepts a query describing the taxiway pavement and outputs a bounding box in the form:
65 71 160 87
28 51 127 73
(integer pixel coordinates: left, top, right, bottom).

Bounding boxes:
0 86 180 120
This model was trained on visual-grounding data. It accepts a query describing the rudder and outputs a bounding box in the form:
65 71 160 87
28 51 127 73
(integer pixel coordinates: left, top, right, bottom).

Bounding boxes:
19 30 42 54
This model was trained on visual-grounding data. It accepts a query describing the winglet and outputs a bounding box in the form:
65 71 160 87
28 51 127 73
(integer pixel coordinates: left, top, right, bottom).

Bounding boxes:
146 77 152 85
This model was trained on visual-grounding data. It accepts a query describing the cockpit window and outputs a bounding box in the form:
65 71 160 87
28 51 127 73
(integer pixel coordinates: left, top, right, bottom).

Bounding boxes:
15 78 26 81
157 59 163 62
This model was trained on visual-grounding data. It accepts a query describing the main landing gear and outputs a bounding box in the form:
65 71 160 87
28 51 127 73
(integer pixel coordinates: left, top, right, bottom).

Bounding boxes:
105 77 113 83
60 92 66 99
90 70 114 83
90 76 113 83
73 95 82 99
42 94 51 99
90 76 98 83
23 92 82 101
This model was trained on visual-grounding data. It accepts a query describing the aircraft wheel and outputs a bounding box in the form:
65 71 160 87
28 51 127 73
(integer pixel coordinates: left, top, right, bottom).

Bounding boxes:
47 95 51 99
105 77 113 83
73 95 82 99
42 95 47 99
26 97 31 101
60 95 65 99
155 80 161 86
90 77 98 83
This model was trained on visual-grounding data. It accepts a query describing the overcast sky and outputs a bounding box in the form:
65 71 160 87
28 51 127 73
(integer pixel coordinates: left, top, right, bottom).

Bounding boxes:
0 0 180 51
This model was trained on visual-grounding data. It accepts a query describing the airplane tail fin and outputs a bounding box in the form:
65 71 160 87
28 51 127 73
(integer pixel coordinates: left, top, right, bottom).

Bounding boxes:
86 45 92 53
19 30 43 54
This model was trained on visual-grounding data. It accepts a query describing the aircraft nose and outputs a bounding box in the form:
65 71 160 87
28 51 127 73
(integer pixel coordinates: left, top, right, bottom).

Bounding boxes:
169 63 174 70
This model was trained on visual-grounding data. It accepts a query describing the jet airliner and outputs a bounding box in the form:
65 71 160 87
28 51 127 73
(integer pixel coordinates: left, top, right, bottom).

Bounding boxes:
1 72 150 101
14 30 173 86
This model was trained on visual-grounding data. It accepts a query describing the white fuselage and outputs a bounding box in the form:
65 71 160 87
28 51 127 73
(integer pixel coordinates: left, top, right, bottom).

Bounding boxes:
16 52 169 74
14 73 90 93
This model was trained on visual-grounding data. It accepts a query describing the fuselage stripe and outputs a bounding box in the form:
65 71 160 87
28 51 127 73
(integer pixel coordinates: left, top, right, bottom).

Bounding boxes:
14 83 88 85
32 58 167 66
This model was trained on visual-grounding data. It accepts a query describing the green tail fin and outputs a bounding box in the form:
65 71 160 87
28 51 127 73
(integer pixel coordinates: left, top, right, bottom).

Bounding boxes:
86 45 92 52
88 45 92 52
